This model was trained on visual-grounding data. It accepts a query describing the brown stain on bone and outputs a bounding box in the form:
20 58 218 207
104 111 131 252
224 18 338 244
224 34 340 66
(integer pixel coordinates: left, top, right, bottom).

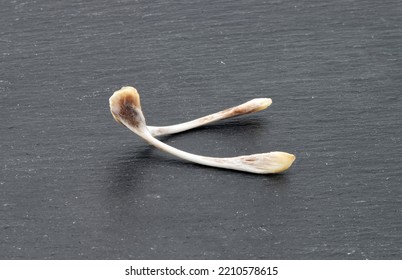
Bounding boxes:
222 103 259 118
110 86 143 127
120 103 141 127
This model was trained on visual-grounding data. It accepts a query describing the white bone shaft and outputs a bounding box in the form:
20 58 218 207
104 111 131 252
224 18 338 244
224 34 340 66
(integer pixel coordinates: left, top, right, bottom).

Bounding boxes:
128 124 294 174
147 98 271 137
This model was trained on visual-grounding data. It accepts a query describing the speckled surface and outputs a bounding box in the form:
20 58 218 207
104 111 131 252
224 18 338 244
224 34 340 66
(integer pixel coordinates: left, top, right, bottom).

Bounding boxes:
1 0 401 259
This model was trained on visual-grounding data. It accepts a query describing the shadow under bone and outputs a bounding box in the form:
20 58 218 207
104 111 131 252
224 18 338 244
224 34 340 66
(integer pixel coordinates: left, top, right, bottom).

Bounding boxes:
105 116 289 197
108 116 268 172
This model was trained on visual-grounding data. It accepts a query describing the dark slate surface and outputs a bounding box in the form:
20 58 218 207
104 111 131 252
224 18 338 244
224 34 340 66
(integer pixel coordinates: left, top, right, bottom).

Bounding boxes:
1 0 401 259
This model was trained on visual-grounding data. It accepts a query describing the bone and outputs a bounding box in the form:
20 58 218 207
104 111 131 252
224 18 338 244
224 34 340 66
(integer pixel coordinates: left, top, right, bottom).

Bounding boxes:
109 86 295 174
147 97 272 136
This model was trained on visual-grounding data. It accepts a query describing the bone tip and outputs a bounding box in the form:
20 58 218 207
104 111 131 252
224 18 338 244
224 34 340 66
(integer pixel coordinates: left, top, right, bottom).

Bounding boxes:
270 151 296 173
254 98 272 112
109 86 141 117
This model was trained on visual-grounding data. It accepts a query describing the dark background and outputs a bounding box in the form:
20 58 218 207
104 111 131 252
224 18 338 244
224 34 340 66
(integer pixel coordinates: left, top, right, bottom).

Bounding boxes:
1 0 401 259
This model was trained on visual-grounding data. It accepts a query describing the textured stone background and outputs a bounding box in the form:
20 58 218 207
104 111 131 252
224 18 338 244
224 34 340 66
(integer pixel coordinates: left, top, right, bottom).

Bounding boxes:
1 0 401 259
